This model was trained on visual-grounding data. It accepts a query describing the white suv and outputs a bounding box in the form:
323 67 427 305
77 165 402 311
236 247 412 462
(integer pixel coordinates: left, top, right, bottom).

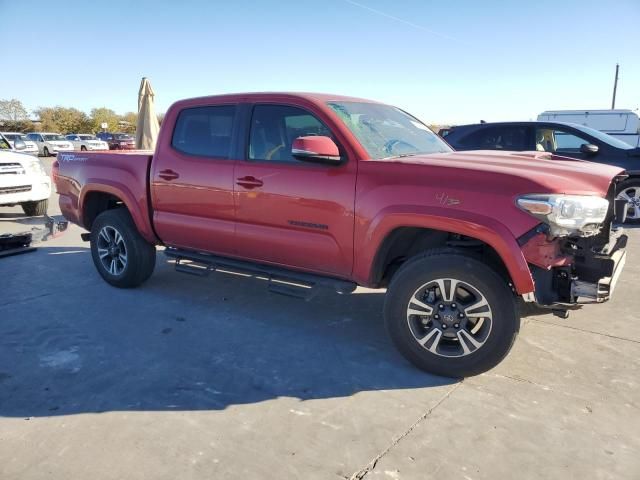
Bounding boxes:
0 132 39 156
25 132 74 157
0 140 51 216
65 134 109 151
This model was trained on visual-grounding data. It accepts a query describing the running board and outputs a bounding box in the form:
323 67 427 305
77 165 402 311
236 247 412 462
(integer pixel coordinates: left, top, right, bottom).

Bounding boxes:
164 247 356 300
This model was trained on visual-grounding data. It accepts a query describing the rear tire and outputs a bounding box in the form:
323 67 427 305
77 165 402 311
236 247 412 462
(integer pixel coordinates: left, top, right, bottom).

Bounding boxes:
21 199 48 216
90 209 156 288
616 178 640 224
384 249 519 378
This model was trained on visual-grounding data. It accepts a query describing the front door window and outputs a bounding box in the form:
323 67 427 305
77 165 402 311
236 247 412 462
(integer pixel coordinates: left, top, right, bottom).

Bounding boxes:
535 128 592 154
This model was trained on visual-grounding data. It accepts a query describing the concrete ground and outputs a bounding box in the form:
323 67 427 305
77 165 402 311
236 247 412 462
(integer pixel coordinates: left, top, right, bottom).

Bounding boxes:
1 157 639 480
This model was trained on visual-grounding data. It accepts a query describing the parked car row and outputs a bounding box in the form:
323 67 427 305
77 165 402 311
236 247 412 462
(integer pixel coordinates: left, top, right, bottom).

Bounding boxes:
0 131 135 157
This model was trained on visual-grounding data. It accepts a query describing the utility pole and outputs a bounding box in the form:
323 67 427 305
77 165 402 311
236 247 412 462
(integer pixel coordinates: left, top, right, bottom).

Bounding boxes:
611 63 619 109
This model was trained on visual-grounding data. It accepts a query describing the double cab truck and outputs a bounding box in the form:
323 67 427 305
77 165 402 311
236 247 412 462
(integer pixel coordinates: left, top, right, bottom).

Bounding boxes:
54 93 629 377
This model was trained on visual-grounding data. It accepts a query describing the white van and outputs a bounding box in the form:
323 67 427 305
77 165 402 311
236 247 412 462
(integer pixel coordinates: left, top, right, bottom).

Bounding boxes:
537 110 640 147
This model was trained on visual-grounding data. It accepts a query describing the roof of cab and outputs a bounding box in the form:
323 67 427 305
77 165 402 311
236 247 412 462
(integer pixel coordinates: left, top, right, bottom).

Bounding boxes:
170 92 382 108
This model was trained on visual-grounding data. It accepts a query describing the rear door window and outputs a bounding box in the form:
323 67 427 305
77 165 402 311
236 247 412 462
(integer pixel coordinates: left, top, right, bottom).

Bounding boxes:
172 105 236 158
460 126 530 150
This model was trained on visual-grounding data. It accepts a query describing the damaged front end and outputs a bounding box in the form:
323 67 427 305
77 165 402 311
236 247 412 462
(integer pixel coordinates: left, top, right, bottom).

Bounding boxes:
518 177 628 309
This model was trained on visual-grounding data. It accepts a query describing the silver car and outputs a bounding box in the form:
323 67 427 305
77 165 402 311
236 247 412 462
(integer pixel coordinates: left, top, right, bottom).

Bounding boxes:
25 132 74 157
66 134 109 152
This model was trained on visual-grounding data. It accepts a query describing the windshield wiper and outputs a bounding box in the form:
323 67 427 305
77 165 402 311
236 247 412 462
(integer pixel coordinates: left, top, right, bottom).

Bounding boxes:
382 153 421 160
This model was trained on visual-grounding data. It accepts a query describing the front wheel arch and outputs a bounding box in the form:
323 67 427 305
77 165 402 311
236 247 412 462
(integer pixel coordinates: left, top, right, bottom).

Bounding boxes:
370 226 515 291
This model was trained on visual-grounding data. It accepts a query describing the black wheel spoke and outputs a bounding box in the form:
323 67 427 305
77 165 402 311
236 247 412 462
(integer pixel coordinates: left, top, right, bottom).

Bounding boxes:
407 278 492 358
97 225 128 276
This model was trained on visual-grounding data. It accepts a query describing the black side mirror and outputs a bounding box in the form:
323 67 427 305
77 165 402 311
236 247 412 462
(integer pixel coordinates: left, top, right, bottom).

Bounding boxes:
14 139 26 150
580 143 599 155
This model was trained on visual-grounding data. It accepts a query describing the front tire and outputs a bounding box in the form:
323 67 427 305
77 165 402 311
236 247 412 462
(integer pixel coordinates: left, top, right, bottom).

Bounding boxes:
616 178 640 224
384 250 519 378
21 199 48 216
42 147 50 157
90 209 156 288
80 145 87 151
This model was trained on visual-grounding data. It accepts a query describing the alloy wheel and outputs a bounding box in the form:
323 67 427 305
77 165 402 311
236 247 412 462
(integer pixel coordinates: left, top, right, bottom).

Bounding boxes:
617 186 640 220
96 226 128 276
406 278 493 357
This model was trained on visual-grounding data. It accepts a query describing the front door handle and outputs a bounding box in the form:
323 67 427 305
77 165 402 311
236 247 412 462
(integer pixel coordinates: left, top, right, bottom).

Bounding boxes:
159 169 180 181
236 176 264 189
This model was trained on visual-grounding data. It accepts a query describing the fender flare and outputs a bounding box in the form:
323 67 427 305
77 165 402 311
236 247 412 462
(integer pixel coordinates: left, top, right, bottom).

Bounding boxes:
358 205 535 294
79 180 157 243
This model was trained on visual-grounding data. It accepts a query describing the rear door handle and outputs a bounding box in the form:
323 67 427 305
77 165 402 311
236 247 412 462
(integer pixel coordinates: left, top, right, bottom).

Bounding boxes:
236 176 264 189
159 169 180 181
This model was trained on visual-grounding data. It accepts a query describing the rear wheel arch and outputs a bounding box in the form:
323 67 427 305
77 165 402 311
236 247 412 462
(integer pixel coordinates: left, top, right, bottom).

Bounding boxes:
82 191 124 231
79 184 156 243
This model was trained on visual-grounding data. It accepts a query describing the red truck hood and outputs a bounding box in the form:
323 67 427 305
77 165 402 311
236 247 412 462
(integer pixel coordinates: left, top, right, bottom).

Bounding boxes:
381 150 625 196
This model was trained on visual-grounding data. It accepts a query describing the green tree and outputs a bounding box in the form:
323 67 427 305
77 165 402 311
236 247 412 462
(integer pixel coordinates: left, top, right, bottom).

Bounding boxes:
35 107 92 134
90 107 120 132
0 98 29 122
119 111 138 133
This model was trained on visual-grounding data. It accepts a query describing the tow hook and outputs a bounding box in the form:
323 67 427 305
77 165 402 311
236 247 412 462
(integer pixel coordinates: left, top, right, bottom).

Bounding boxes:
552 309 569 319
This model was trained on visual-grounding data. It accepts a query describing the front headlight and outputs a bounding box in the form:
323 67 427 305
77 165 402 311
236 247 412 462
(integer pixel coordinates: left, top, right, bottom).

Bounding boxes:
517 194 609 237
27 160 47 176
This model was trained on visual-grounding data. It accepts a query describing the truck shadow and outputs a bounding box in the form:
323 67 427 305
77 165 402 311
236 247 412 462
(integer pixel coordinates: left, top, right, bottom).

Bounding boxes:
0 246 456 418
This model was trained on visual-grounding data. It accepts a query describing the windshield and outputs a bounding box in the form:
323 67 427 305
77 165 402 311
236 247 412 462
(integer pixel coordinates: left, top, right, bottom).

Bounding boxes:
114 133 132 140
79 135 97 140
327 101 452 159
567 123 634 150
43 134 66 141
3 133 20 141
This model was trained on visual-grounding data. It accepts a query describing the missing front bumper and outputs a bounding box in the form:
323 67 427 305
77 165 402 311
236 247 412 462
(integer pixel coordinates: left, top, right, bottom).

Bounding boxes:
525 230 628 307
571 248 627 303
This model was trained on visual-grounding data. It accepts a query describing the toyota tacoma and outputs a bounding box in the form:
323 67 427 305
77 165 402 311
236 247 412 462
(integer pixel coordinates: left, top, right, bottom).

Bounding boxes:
53 93 628 377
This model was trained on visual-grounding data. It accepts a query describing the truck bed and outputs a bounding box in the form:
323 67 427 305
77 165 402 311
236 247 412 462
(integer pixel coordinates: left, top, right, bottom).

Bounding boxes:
55 150 157 242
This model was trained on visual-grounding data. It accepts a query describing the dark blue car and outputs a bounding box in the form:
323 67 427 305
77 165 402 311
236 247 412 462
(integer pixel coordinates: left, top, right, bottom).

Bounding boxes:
443 121 640 222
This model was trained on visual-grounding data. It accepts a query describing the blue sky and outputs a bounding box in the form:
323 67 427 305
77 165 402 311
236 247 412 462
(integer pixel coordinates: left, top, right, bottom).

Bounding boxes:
1 0 638 124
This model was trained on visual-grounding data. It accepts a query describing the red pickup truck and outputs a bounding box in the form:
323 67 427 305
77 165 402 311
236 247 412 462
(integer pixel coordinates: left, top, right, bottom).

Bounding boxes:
54 92 628 377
